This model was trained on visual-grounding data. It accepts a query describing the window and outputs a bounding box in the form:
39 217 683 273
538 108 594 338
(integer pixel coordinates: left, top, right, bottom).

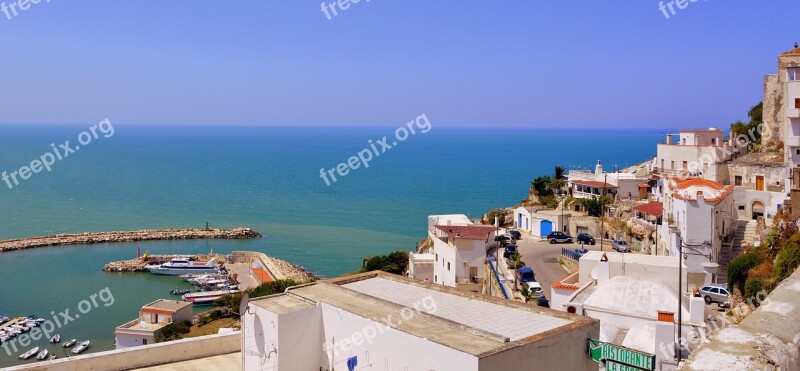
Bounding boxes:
788 67 800 81
710 288 719 294
671 161 675 170
796 98 800 109
447 262 450 271
734 176 742 186
143 339 147 345
739 205 745 210
435 253 438 262
434 275 437 283
682 161 688 171
720 289 729 296
796 149 800 155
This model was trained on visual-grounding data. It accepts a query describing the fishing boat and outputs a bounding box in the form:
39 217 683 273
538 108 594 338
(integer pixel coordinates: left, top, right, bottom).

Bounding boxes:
71 340 90 354
19 347 39 360
0 314 9 324
147 258 218 276
170 288 191 295
182 289 238 305
50 334 60 343
36 349 48 360
63 338 77 348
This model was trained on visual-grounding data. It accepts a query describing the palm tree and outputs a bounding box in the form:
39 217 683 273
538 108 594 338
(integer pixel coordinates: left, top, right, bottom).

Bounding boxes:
554 166 566 180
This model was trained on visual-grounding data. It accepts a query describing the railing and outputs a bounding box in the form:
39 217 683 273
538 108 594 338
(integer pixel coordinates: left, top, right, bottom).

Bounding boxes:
561 248 582 261
487 257 509 299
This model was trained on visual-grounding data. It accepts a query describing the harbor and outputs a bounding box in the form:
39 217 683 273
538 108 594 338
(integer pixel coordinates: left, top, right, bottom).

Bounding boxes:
0 227 262 253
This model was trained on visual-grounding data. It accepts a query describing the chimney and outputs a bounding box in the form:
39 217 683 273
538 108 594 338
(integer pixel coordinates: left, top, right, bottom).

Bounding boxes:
655 311 675 365
595 160 603 175
696 191 704 203
666 134 671 145
597 253 610 286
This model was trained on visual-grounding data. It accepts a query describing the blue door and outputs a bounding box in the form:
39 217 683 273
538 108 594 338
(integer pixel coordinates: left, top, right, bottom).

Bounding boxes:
518 214 523 229
540 220 552 237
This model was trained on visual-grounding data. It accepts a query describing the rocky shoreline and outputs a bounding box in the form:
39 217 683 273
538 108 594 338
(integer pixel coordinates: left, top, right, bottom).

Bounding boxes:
266 256 318 282
0 227 262 253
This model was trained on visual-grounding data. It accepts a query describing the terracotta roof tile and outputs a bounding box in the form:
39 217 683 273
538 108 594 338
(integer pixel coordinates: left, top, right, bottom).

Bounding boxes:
551 272 580 291
433 225 500 240
780 47 800 57
633 202 663 216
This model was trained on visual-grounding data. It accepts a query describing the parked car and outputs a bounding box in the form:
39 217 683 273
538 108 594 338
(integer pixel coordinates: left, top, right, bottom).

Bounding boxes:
700 285 730 304
507 229 522 240
523 281 544 299
517 267 536 283
496 235 513 246
576 233 595 245
503 244 518 258
546 231 573 244
537 296 550 308
612 240 630 252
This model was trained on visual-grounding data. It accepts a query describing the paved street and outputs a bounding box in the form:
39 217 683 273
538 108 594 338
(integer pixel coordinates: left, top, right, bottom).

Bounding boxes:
514 237 606 300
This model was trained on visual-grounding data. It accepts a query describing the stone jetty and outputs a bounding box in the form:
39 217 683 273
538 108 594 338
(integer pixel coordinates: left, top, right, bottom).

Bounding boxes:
103 253 225 272
0 227 262 253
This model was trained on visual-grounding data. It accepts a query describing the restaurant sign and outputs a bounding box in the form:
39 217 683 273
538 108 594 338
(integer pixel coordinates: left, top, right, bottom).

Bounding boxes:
588 339 654 371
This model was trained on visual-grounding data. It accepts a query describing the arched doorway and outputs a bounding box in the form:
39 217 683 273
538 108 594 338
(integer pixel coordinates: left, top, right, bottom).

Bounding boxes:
752 201 765 220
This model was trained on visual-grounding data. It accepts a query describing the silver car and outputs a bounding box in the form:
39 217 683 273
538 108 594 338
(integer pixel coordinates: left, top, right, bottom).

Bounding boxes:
612 240 630 252
700 285 729 304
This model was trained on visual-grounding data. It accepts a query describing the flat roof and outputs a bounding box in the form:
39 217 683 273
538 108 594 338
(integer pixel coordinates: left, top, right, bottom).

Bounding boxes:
143 299 192 312
581 251 682 269
433 224 500 240
251 272 596 357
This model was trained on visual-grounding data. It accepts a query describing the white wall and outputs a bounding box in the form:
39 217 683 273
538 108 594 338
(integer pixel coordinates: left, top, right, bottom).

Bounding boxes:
319 304 478 371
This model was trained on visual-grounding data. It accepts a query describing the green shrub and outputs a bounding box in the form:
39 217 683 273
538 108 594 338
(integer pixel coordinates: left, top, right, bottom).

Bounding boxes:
486 209 507 227
774 245 800 282
727 251 762 293
743 277 764 304
154 320 191 343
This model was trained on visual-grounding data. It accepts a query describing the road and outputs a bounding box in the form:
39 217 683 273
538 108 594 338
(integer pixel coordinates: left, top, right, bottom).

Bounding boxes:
514 238 605 300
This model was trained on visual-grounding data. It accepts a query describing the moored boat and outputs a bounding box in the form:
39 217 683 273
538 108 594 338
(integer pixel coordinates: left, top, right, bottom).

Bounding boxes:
71 340 90 354
19 347 39 360
50 334 60 343
63 338 77 348
36 349 48 360
182 289 239 305
48 354 57 361
147 258 219 276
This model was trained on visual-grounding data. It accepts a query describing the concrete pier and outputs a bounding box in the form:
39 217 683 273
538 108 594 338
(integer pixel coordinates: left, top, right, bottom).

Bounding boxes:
0 227 261 253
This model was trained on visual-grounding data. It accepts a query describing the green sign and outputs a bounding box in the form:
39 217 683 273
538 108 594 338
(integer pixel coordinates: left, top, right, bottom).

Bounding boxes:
606 360 648 371
588 339 654 371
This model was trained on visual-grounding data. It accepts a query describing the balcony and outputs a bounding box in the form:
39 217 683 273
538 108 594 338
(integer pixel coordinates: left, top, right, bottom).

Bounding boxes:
788 108 800 119
786 135 800 148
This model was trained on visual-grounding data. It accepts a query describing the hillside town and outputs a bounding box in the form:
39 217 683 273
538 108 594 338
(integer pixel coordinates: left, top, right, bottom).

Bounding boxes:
8 47 800 371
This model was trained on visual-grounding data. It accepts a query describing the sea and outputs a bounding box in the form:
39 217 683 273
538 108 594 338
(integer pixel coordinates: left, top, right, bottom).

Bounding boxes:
0 124 661 366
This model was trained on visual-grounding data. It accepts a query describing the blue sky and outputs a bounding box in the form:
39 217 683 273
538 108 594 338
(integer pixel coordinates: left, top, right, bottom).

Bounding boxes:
0 1 797 128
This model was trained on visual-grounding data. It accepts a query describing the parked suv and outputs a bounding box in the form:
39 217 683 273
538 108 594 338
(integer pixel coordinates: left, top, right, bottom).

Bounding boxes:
496 235 513 246
700 285 729 304
503 244 518 258
517 267 536 283
576 233 595 245
546 231 573 244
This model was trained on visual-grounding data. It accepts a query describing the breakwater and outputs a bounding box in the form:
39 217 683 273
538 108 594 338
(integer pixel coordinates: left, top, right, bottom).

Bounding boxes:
0 227 262 253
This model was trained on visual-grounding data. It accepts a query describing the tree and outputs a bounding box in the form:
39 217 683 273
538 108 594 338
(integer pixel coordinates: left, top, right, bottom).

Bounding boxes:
360 251 409 275
581 196 611 217
531 176 554 197
486 208 507 226
729 101 763 149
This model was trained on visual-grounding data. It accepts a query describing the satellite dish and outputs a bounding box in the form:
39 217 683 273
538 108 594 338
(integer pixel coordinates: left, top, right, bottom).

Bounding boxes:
239 293 250 317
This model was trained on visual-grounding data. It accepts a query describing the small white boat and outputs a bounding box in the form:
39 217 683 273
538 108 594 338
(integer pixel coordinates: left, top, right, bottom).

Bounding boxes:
182 289 239 305
19 347 39 360
71 340 90 354
36 349 48 360
50 334 60 343
148 258 219 276
63 338 77 348
48 354 57 361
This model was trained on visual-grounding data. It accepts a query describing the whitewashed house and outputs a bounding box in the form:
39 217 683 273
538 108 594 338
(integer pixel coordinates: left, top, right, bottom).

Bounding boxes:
655 129 746 183
568 161 645 200
408 214 498 288
513 207 570 237
115 299 193 349
660 178 737 279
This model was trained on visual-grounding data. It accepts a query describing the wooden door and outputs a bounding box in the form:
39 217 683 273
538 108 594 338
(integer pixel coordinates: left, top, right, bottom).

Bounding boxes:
756 176 765 191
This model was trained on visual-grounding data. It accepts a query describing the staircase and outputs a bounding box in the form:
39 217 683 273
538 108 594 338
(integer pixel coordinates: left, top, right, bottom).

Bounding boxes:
718 220 751 284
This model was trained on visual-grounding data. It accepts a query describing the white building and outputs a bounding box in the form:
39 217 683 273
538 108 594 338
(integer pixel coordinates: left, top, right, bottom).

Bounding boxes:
551 251 704 369
115 299 193 349
243 272 600 371
660 178 737 279
655 129 746 183
409 214 499 288
513 206 570 237
568 161 645 200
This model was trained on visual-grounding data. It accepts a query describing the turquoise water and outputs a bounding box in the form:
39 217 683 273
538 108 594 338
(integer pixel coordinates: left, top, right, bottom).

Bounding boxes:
0 125 660 365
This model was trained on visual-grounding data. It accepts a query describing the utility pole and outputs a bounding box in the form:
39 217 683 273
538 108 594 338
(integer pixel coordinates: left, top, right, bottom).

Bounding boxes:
600 173 608 251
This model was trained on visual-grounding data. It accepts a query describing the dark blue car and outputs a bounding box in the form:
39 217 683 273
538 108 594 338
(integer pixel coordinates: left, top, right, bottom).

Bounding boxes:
517 267 535 283
503 244 517 258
